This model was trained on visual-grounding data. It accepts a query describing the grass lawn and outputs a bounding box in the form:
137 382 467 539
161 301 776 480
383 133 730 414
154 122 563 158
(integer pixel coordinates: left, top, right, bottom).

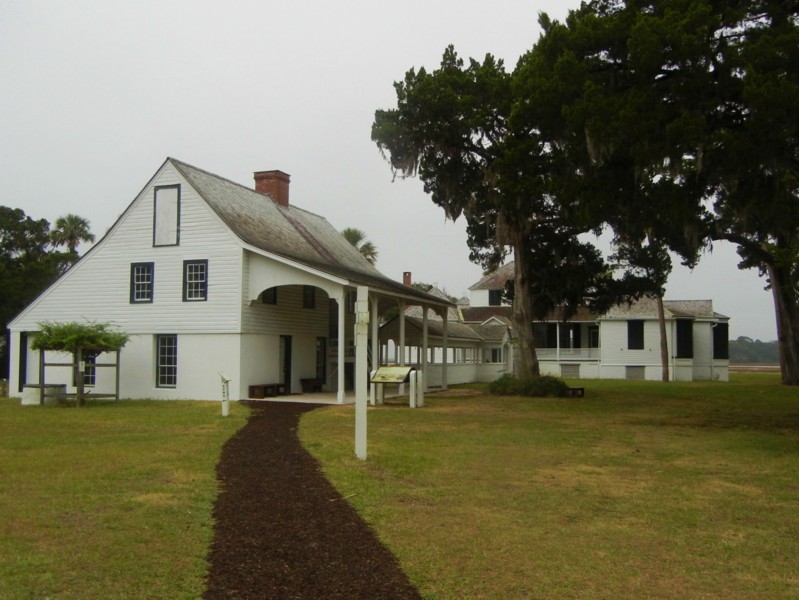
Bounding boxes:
299 374 799 600
0 398 247 599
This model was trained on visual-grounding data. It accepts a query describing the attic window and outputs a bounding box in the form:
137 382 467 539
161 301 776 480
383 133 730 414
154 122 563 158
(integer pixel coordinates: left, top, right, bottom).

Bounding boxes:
488 289 502 306
154 185 180 246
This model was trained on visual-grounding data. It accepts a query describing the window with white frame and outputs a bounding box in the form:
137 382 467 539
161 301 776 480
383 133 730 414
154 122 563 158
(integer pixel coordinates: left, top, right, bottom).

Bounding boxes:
83 353 96 387
156 335 178 388
130 262 154 303
183 260 208 301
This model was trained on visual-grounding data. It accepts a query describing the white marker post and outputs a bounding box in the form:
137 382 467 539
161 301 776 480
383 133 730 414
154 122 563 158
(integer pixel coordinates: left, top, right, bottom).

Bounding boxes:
218 371 231 417
355 286 369 460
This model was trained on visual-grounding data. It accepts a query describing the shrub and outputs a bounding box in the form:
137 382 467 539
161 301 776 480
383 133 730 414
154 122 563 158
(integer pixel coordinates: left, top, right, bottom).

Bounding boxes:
488 374 570 398
0 379 7 398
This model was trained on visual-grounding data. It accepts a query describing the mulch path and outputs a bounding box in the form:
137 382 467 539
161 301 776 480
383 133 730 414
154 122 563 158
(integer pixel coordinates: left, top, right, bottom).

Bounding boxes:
203 401 422 599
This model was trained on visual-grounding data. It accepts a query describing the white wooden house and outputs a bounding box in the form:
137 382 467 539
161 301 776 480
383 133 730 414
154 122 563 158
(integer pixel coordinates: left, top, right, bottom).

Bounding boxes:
464 262 731 382
8 158 451 402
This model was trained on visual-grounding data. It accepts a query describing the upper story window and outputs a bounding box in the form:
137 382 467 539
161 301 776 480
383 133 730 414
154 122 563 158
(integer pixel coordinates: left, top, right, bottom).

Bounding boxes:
153 185 180 246
183 260 208 302
303 285 316 309
130 262 154 303
262 288 277 304
488 289 502 306
627 320 644 350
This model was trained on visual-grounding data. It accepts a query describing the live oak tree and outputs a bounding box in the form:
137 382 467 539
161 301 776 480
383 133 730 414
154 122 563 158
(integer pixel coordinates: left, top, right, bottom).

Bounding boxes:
518 2 710 382
531 0 799 384
372 48 616 377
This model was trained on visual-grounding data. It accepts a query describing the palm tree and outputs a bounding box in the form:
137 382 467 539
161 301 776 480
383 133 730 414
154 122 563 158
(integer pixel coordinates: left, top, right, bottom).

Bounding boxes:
51 214 95 254
341 227 378 265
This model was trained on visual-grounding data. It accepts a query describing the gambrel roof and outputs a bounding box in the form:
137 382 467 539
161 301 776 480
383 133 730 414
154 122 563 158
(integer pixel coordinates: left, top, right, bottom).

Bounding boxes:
169 158 448 307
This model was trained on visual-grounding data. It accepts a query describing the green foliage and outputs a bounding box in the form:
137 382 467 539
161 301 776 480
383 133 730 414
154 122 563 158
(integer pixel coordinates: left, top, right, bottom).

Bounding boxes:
487 374 570 397
730 336 780 364
341 226 378 265
32 321 129 354
50 213 95 256
0 207 94 378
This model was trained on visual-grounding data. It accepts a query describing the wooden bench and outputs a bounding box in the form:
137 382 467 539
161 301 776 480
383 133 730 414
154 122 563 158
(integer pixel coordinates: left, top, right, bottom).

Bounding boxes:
300 378 323 393
248 383 287 399
567 386 585 397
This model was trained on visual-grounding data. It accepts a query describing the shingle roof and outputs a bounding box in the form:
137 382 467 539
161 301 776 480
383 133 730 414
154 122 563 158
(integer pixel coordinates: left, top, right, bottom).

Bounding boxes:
460 305 598 323
602 298 723 319
468 262 515 290
169 158 449 306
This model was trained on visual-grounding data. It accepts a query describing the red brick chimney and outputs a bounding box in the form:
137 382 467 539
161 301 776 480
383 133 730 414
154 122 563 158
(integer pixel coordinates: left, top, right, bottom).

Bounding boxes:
254 170 290 207
403 271 412 286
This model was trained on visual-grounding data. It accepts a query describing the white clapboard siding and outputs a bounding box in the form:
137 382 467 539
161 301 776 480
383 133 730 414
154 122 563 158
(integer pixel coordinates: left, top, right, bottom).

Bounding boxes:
243 285 330 337
12 163 243 334
599 319 669 367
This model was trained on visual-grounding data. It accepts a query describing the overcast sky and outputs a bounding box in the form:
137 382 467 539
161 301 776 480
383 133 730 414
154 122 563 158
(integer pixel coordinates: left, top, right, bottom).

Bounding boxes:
0 0 778 341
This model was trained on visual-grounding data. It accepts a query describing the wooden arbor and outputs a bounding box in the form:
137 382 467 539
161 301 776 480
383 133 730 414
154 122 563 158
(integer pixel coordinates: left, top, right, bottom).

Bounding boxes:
31 322 128 407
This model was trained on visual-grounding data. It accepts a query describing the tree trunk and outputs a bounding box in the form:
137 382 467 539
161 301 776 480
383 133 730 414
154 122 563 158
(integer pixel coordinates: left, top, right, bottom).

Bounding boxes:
511 243 540 378
656 295 670 382
768 264 799 385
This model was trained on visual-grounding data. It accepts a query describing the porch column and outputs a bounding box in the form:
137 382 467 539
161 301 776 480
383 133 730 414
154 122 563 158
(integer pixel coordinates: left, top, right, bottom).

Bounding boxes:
442 309 448 390
370 295 379 405
398 301 406 366
556 322 561 362
422 306 429 391
399 300 406 394
355 286 369 460
337 292 346 404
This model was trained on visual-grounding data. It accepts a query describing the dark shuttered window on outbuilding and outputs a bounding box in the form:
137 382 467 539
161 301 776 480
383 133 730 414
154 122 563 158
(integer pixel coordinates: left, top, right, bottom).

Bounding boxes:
628 320 644 350
676 319 694 358
713 322 729 359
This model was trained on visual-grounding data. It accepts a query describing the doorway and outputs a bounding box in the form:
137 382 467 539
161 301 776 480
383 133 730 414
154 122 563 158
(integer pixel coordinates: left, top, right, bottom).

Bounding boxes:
280 335 292 393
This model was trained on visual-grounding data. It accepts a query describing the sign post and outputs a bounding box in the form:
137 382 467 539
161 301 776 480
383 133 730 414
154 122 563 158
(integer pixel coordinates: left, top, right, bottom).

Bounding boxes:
218 371 231 417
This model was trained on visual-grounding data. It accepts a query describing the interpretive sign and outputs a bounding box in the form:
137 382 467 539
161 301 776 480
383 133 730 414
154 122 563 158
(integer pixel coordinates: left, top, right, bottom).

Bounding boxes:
370 366 414 384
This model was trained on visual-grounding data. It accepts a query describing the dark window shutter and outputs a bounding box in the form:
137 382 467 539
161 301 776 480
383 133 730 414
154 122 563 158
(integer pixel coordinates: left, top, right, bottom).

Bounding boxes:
713 323 729 359
628 320 644 349
676 319 694 358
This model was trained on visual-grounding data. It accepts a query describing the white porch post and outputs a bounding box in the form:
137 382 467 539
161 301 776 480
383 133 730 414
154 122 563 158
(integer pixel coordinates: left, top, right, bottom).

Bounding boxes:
398 301 406 366
422 306 429 391
556 322 561 363
355 286 369 460
370 295 379 406
337 291 346 404
399 300 406 394
442 309 449 390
